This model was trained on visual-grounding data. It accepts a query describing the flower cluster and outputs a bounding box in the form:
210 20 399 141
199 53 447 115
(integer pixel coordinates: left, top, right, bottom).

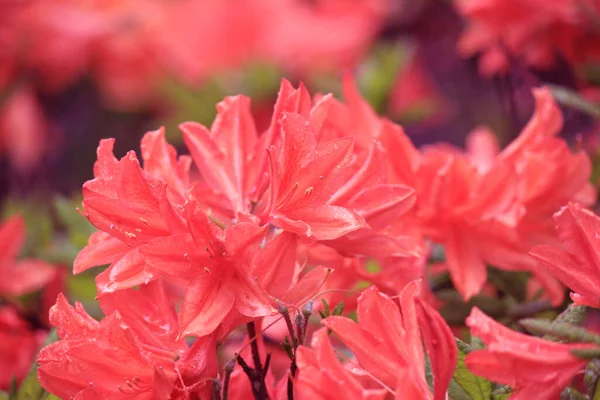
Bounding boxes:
29 76 600 399
0 0 389 176
455 0 600 75
1 0 387 108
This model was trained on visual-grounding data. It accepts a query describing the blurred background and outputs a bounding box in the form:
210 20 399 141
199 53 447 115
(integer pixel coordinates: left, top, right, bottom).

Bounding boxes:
1 0 600 328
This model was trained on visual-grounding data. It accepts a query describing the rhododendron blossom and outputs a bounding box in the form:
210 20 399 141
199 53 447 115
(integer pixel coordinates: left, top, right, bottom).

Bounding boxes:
0 307 46 390
320 283 457 399
73 79 419 339
38 285 217 399
531 202 600 307
455 0 600 74
31 77 600 400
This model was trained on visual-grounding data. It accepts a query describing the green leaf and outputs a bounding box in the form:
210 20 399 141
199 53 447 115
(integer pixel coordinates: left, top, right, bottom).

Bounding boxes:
16 364 44 400
53 195 94 248
449 379 475 400
357 43 405 114
3 199 54 257
321 299 330 317
67 273 100 302
593 380 600 400
332 301 345 316
520 319 600 345
453 350 492 400
40 394 61 400
571 347 600 360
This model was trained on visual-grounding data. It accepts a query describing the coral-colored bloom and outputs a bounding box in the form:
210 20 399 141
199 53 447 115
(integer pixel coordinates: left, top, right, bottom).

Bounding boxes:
0 307 46 390
157 0 388 85
140 191 274 338
0 215 55 296
77 79 419 342
75 137 187 294
295 327 388 400
456 0 600 74
180 95 259 217
320 283 457 399
530 202 600 307
465 307 592 399
380 85 591 302
260 112 367 240
38 284 217 399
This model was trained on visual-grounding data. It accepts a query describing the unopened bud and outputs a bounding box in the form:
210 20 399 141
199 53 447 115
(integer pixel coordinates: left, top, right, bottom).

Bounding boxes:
302 300 313 317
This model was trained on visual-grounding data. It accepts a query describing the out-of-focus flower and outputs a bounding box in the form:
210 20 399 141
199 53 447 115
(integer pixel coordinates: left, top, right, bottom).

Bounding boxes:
0 307 46 390
3 0 390 109
388 52 448 121
12 0 164 109
466 307 593 399
0 215 55 296
157 0 389 86
0 86 52 174
531 202 600 307
455 0 600 75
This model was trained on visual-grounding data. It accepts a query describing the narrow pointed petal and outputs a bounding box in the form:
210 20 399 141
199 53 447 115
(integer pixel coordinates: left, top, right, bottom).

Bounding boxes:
274 205 367 240
140 127 190 198
415 298 457 400
178 277 235 338
73 231 128 274
0 216 25 264
444 229 488 301
346 184 416 230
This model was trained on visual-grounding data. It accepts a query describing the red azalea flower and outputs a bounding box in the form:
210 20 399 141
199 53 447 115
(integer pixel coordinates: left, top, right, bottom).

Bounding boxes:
75 137 187 294
0 215 55 296
179 95 260 217
380 86 591 302
0 85 54 174
320 282 457 399
75 78 420 317
139 191 274 338
465 307 593 399
0 307 46 390
259 112 367 240
455 0 600 74
531 202 600 307
295 327 388 400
